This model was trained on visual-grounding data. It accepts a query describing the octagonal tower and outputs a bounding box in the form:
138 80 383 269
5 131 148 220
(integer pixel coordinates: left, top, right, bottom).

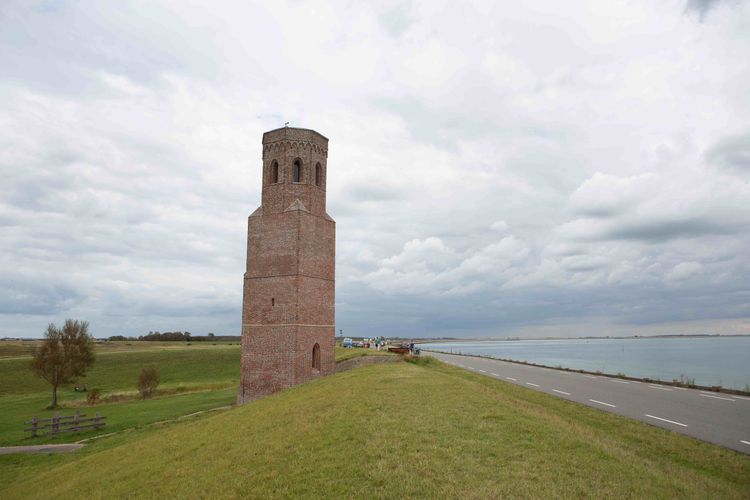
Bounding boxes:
238 127 335 403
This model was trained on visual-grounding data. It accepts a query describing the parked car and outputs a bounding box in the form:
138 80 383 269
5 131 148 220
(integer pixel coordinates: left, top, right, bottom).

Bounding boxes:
342 338 353 348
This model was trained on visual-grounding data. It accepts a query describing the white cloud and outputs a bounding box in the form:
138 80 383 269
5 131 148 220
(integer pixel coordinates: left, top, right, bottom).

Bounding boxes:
1 0 750 338
666 261 704 282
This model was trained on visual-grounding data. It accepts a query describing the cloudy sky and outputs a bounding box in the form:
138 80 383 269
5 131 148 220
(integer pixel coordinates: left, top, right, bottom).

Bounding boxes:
1 0 749 339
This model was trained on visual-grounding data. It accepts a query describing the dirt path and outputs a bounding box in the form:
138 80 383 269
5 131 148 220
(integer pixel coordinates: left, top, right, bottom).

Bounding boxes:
0 444 84 455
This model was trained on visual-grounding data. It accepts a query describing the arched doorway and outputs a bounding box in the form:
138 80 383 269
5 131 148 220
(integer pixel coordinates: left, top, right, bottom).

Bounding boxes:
312 343 321 372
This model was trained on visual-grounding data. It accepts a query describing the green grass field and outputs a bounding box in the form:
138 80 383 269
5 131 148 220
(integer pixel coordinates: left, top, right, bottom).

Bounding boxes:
2 357 748 498
0 342 379 447
0 340 241 358
0 342 241 447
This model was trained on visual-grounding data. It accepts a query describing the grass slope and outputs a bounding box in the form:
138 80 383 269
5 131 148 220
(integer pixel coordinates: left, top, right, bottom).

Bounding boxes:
2 358 748 498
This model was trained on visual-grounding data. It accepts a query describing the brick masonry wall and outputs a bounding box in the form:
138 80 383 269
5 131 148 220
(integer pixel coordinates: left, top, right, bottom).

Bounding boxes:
238 127 335 404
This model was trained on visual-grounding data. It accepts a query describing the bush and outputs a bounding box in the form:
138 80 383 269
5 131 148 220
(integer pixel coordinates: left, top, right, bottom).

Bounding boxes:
137 367 160 399
87 388 101 405
404 354 437 366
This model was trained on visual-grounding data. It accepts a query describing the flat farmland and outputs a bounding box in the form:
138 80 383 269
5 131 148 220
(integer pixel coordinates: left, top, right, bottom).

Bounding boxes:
0 342 241 447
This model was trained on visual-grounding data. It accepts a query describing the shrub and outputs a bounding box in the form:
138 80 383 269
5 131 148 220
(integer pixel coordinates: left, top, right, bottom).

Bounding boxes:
87 388 101 405
137 367 160 399
404 354 437 366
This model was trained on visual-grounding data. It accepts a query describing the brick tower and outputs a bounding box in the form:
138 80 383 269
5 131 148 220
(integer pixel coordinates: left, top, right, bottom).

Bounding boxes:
238 127 335 404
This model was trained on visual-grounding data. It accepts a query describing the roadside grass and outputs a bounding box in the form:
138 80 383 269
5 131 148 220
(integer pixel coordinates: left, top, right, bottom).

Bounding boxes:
3 359 748 498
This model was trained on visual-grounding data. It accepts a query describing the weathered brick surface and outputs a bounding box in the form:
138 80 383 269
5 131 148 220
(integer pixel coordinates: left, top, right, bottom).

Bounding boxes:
238 127 335 404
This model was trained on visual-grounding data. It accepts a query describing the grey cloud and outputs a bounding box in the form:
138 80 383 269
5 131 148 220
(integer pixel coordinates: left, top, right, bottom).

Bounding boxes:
604 218 740 242
2 1 750 339
706 131 750 173
0 1 216 97
379 2 414 38
0 279 82 315
685 0 724 20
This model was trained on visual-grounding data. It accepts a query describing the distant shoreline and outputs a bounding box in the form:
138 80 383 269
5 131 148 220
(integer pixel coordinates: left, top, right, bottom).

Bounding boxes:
417 334 750 343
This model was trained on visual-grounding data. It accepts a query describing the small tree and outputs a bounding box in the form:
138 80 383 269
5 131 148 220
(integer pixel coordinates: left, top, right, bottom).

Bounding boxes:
29 319 95 408
137 366 160 399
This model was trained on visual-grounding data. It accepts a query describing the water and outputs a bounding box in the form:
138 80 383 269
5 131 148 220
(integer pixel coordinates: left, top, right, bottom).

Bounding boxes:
422 337 750 390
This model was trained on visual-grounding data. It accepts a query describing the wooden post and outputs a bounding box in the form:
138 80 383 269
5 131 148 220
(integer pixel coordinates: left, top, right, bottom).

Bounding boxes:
73 410 80 431
30 415 38 438
52 411 60 437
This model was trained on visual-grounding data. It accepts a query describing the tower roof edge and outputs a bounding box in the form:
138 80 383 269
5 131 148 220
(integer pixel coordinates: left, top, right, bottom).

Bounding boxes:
263 127 329 144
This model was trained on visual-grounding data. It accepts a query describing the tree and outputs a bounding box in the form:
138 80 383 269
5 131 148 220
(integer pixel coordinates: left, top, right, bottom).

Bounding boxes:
29 319 95 408
137 366 160 399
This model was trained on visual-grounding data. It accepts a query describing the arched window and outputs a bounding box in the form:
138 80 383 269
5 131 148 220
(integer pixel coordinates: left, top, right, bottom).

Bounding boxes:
293 159 302 183
315 163 322 186
312 343 320 371
270 160 279 184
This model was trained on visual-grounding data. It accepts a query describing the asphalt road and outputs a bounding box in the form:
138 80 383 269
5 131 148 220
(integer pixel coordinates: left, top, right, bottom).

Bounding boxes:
429 352 750 454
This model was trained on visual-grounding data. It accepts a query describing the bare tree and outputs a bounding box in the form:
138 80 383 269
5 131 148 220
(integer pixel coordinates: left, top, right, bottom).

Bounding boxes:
30 320 95 408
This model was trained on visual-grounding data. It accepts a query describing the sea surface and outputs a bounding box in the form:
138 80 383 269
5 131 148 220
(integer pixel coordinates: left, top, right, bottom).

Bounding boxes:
421 337 750 390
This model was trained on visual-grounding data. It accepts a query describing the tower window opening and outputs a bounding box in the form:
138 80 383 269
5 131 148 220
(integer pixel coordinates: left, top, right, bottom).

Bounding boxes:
270 160 279 184
293 159 302 183
271 297 275 307
315 163 322 186
312 343 320 371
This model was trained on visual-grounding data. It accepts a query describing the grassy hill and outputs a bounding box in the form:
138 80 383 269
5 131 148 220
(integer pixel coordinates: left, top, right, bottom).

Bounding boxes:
2 357 748 498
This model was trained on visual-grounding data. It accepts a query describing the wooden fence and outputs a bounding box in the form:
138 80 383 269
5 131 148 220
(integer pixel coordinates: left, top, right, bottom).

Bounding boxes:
24 410 106 438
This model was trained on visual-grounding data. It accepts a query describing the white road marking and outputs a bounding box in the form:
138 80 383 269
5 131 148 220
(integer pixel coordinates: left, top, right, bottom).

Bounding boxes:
610 379 629 384
552 389 571 395
589 399 616 408
490 373 499 377
526 382 540 387
733 395 750 401
674 387 687 391
478 369 487 373
648 385 673 391
741 440 750 445
700 394 735 402
582 375 597 379
645 414 688 427
468 367 476 370
506 377 517 381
